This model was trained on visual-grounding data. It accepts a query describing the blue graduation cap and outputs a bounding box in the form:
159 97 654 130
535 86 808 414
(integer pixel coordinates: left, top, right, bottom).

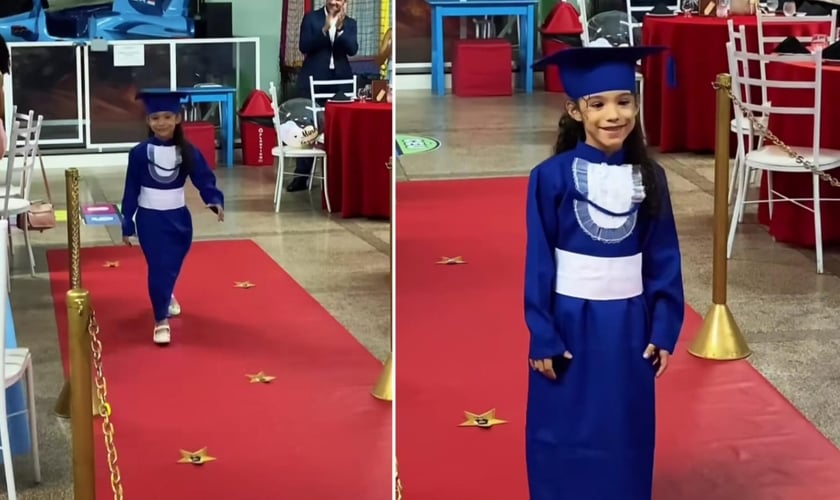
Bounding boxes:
532 44 675 100
135 90 188 115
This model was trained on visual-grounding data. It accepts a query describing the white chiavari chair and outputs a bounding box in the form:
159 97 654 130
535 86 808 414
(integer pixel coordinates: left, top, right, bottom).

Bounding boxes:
726 41 840 273
268 82 330 213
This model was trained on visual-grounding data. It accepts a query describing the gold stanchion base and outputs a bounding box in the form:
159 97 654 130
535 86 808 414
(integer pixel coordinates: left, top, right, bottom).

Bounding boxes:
687 303 751 360
53 380 101 418
54 380 71 418
371 353 394 402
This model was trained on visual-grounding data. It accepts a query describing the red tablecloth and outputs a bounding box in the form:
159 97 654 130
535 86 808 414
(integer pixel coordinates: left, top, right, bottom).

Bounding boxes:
753 60 840 246
324 101 392 218
642 15 830 153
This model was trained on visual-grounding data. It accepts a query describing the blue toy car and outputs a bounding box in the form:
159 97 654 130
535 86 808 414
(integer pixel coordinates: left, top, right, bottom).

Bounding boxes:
0 0 194 42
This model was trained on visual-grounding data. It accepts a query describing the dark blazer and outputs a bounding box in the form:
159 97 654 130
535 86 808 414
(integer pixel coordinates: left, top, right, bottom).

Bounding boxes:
297 7 359 97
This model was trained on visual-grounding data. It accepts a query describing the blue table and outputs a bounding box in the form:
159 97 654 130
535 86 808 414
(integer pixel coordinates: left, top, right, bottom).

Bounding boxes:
141 87 237 168
426 0 538 96
2 296 32 463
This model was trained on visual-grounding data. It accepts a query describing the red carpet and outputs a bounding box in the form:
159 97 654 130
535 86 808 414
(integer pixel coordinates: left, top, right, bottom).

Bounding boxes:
47 240 390 500
396 177 840 500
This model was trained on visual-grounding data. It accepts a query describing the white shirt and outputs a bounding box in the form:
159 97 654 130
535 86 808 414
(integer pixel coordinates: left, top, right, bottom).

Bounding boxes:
325 7 338 70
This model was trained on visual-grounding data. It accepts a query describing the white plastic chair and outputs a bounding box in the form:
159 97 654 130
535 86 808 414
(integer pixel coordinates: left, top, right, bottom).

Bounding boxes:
188 83 224 132
756 9 838 49
0 219 41 499
726 42 840 274
307 75 358 133
0 114 43 278
0 107 36 198
624 0 680 43
726 21 770 206
753 10 837 219
268 82 330 213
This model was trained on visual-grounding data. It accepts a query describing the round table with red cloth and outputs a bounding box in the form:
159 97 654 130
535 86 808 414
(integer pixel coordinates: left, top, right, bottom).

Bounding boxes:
642 15 830 153
323 101 392 219
752 60 840 247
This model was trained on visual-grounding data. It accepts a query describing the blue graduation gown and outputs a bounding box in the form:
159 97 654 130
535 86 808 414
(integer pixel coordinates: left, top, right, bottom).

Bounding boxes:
120 136 224 322
524 141 684 500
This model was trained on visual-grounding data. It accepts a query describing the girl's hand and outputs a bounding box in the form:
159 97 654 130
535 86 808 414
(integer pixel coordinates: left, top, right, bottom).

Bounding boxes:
643 344 670 378
530 351 573 381
122 236 134 246
208 204 224 222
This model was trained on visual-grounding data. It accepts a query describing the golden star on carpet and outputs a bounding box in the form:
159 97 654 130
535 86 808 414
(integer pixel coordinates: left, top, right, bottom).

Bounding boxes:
246 371 275 384
234 281 255 289
436 256 466 265
459 409 507 429
102 261 120 268
177 447 216 465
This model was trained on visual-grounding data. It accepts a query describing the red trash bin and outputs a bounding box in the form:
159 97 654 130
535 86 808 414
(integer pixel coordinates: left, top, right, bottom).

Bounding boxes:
238 89 277 167
540 1 585 93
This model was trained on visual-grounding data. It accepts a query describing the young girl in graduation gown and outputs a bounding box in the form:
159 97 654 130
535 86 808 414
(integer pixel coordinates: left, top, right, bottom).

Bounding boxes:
524 43 685 500
121 92 224 345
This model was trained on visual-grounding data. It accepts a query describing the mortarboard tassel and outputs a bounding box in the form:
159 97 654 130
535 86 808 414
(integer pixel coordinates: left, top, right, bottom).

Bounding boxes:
666 54 677 89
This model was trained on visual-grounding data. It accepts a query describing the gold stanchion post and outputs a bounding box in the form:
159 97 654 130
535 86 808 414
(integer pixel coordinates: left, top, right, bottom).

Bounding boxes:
687 74 752 360
371 353 394 401
60 168 96 499
53 382 70 419
68 289 96 500
372 157 395 401
55 168 83 417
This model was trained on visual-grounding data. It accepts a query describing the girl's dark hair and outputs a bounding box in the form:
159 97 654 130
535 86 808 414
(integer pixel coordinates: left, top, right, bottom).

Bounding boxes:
148 122 194 175
0 35 9 74
554 101 661 216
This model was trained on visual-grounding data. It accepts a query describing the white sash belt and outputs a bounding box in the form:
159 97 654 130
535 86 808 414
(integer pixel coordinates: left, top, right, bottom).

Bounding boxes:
138 187 185 211
554 249 643 301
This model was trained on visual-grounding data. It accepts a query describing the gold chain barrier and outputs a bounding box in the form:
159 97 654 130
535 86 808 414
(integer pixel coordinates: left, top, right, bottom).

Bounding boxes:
90 309 123 499
714 77 840 186
688 74 752 360
691 72 840 359
60 168 124 499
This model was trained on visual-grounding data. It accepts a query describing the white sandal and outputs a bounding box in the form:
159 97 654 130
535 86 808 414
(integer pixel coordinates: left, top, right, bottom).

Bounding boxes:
153 324 171 345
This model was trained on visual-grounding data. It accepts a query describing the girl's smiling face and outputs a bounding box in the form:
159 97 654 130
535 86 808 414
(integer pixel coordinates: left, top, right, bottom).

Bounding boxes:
147 111 181 140
566 91 638 155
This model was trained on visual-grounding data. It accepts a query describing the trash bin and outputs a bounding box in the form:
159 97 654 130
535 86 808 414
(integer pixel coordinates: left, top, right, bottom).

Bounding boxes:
540 1 585 93
238 89 277 167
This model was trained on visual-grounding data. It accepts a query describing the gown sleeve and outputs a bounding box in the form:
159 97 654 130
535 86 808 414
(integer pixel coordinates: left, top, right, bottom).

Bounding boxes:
119 146 143 237
643 166 686 354
188 146 224 211
524 164 566 359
